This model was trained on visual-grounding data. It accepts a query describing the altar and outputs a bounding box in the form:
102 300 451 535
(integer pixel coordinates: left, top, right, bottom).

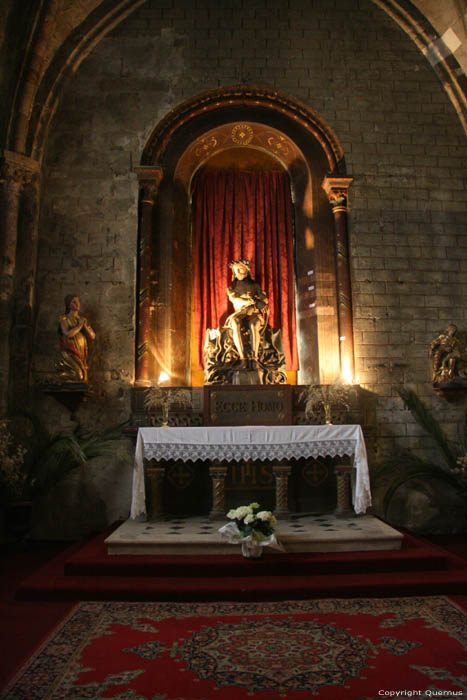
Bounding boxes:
130 424 372 521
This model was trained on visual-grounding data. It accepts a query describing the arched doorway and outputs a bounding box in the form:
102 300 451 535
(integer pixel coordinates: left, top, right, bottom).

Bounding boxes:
134 86 354 387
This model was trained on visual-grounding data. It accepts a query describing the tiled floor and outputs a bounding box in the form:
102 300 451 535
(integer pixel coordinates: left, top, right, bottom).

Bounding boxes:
105 514 403 555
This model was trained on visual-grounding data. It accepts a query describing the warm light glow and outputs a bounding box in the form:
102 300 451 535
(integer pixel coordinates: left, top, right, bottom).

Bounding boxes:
158 371 169 383
340 361 354 385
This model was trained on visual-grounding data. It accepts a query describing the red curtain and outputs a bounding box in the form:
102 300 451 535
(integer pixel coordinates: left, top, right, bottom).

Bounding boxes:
192 170 298 370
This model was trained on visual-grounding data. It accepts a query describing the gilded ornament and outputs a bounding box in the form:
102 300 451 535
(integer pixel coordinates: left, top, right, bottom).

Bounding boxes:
231 124 254 145
267 134 290 156
194 136 218 158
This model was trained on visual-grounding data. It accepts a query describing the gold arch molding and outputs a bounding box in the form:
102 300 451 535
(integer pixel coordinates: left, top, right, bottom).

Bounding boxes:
174 121 305 193
142 85 345 175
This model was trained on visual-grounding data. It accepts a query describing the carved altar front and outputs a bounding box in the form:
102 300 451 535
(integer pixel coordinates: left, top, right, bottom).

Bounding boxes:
131 424 371 521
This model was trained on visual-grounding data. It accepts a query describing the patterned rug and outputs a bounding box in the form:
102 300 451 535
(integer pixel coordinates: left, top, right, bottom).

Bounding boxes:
2 597 466 700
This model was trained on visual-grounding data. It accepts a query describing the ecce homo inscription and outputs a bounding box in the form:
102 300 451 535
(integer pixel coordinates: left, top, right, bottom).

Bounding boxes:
204 386 292 426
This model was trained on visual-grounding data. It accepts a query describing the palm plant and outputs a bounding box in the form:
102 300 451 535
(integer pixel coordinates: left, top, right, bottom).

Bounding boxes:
372 387 467 518
33 421 127 494
1 414 127 503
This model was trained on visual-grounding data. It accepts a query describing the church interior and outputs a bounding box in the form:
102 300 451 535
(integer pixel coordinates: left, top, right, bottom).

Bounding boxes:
1 0 467 696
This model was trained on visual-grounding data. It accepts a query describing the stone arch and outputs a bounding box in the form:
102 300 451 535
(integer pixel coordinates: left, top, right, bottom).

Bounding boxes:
8 0 465 165
135 87 354 387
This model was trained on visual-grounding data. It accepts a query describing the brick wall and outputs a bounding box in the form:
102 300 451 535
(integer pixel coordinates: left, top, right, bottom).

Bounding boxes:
33 0 467 530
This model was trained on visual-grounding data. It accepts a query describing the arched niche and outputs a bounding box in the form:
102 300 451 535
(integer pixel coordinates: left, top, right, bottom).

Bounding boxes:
134 86 354 387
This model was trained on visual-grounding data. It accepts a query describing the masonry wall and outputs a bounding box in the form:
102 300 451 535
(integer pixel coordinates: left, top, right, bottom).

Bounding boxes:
33 0 467 536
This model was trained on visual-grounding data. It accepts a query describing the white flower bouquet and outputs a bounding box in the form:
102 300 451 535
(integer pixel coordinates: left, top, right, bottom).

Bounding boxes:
218 502 284 557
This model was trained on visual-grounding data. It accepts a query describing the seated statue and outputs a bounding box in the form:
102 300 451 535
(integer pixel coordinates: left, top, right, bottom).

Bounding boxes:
204 260 287 384
55 294 96 383
430 324 466 384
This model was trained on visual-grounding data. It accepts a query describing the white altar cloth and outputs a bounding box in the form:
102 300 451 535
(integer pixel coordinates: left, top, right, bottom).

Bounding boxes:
130 424 372 519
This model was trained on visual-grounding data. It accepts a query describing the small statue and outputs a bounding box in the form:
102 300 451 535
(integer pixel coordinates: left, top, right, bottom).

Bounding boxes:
226 260 268 367
56 294 96 383
430 324 462 384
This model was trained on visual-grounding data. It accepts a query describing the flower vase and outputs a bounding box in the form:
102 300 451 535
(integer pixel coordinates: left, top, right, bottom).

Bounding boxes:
241 540 263 559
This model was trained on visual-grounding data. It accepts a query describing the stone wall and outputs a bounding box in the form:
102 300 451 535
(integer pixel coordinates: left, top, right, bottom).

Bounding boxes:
31 0 467 535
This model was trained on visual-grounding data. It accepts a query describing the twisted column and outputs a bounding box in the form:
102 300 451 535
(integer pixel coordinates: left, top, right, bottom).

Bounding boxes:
146 461 166 520
209 464 228 520
273 464 292 519
134 166 163 386
334 464 355 518
322 177 354 381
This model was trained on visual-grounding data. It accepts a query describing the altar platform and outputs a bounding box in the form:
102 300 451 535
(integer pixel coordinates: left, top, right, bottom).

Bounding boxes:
105 513 403 555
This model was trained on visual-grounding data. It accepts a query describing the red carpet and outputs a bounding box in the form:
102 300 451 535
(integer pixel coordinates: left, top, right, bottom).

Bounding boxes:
2 597 466 699
14 525 467 602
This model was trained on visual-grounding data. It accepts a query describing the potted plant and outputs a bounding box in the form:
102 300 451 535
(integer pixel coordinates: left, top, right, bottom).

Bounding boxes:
299 379 355 425
0 420 31 538
1 415 127 539
218 502 283 558
144 372 192 426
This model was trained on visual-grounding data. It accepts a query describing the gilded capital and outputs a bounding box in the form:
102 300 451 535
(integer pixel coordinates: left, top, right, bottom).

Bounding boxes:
322 176 353 210
135 165 163 203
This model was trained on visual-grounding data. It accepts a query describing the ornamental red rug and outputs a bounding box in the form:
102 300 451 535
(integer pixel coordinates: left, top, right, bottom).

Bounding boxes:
2 597 466 700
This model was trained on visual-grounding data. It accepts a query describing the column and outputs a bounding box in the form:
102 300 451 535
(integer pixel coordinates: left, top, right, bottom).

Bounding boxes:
272 464 292 519
9 175 41 410
322 177 354 382
209 464 228 520
334 464 355 518
0 151 40 414
146 461 166 520
134 166 163 386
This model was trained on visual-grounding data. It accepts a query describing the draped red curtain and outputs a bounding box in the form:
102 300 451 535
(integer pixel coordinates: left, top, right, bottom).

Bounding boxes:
192 169 298 370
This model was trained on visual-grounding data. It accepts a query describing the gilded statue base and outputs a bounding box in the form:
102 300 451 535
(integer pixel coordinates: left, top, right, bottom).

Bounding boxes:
232 368 263 385
203 323 287 385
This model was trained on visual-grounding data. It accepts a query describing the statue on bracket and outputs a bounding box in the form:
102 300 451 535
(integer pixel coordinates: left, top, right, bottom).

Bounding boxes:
204 260 287 385
430 324 467 385
55 294 96 383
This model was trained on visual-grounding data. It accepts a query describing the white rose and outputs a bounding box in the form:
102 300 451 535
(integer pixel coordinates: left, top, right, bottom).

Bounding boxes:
244 513 254 524
257 510 272 521
236 506 252 519
227 509 237 519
